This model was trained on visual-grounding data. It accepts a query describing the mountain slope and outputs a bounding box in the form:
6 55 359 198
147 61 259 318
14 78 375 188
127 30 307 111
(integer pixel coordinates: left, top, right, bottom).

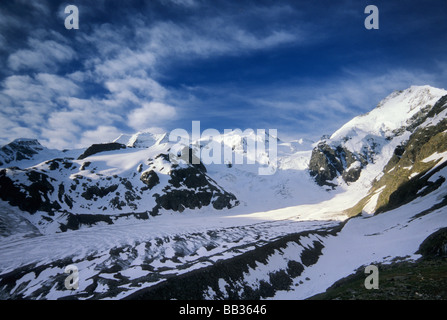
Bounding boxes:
0 126 328 234
0 138 68 168
0 142 239 234
1 85 447 300
345 92 447 216
309 86 447 187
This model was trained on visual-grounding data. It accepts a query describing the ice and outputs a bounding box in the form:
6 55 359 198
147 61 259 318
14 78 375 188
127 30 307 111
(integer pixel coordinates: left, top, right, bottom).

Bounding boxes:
1 85 447 300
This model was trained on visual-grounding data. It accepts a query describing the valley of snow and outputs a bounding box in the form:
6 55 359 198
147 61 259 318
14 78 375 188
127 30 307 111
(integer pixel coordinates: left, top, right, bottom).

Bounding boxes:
1 85 447 300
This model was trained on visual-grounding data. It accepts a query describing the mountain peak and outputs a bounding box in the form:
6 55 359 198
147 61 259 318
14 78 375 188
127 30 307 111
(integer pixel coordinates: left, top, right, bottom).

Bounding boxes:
330 85 447 142
9 138 42 146
309 85 447 187
0 138 45 166
114 130 168 148
377 85 447 110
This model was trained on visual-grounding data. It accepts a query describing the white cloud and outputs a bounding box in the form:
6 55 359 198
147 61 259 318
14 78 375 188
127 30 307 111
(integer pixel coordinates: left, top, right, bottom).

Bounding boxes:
128 101 177 131
0 113 36 146
0 67 177 149
0 73 80 127
35 73 80 96
93 49 156 79
105 77 167 102
8 39 76 72
77 125 123 148
0 73 83 149
142 18 299 61
1 73 79 104
0 1 304 149
40 127 80 150
4 1 441 151
67 71 87 82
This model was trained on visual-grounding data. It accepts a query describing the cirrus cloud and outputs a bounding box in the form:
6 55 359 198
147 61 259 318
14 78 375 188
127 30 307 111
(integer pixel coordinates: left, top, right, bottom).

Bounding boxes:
0 0 446 151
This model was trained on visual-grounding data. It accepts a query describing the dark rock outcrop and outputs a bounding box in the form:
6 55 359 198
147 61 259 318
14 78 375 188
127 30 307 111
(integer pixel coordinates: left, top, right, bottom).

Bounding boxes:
0 169 60 214
81 184 119 201
151 163 238 215
140 170 160 190
417 228 447 258
77 143 126 160
309 142 366 186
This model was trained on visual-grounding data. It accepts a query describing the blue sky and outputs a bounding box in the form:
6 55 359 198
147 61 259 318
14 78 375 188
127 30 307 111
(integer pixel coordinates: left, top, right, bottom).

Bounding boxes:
0 0 446 149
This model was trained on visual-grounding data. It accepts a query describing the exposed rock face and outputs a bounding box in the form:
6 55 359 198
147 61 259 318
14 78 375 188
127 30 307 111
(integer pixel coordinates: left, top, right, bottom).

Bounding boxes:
0 169 60 214
77 142 126 160
81 185 119 201
417 228 447 258
308 142 366 186
0 139 45 165
140 170 160 190
369 118 447 214
345 94 447 216
151 161 238 215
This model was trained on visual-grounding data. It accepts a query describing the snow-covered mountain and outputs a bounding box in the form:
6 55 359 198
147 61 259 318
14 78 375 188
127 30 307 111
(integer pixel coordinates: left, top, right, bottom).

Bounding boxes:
1 85 447 300
0 138 67 168
0 125 326 234
0 139 45 166
0 141 239 234
309 85 447 187
113 130 169 148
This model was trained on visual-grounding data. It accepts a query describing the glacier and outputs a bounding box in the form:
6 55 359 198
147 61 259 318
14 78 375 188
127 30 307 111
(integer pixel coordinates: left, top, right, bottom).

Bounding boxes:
1 85 447 300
